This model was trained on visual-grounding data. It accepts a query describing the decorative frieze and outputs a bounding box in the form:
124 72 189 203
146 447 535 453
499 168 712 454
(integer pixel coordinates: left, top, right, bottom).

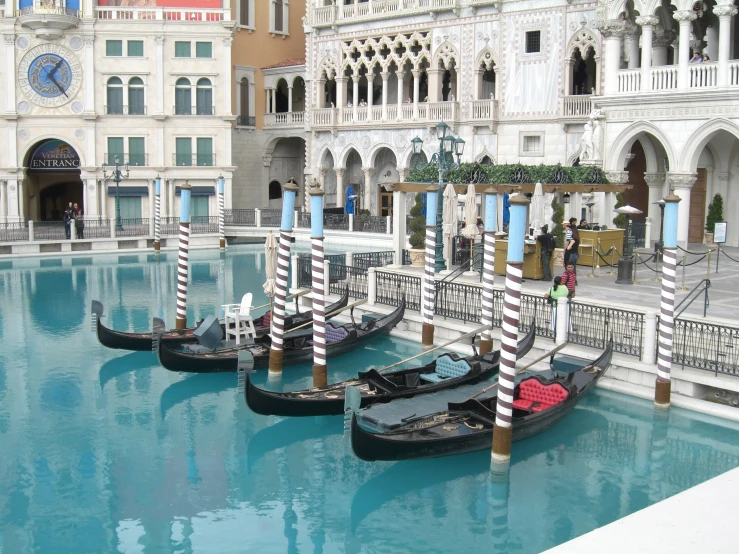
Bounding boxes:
667 172 697 190
643 172 666 188
606 171 629 184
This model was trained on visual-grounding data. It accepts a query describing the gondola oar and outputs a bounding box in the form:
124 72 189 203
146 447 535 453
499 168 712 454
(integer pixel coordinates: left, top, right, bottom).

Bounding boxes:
467 343 568 400
286 299 368 333
377 325 491 373
251 289 310 313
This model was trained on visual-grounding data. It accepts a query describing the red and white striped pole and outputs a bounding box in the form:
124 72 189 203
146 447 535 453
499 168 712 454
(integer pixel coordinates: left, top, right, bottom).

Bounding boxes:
655 194 681 409
491 194 529 472
175 182 192 330
480 188 498 355
309 182 328 387
421 186 438 347
153 175 161 251
268 178 299 375
217 175 226 249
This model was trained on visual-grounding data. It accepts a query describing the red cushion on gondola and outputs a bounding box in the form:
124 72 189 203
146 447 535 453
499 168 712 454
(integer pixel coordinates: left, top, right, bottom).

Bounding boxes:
512 399 535 411
514 379 569 413
261 311 271 327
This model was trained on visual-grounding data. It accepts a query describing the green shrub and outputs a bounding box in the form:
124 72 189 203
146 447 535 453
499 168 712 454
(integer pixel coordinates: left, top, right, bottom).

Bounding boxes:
613 192 627 229
408 193 427 249
705 193 724 232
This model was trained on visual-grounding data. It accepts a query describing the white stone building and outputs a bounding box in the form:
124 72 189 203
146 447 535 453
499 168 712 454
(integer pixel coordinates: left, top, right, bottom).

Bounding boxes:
0 0 234 225
301 0 739 247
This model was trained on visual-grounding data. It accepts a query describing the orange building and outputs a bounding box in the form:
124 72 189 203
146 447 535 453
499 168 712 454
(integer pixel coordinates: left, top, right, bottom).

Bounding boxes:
230 0 307 209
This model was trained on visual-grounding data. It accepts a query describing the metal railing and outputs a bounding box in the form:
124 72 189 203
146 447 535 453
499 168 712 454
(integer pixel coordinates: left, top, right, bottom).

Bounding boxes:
297 256 311 289
224 209 256 226
236 115 256 127
520 294 556 340
673 318 739 376
173 153 215 166
116 218 150 237
33 221 67 241
81 218 111 239
0 222 29 242
104 153 148 167
353 251 394 269
569 302 644 358
173 105 215 116
104 105 147 115
19 5 80 17
355 215 388 234
191 216 219 234
161 217 180 235
260 209 282 227
329 264 368 298
376 271 421 312
324 214 349 231
297 212 311 229
434 281 481 323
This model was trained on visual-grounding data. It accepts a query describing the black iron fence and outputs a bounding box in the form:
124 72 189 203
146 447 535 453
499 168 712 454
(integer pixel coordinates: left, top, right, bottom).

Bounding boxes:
353 251 394 270
324 214 350 231
569 302 644 358
520 294 556 340
376 271 421 311
261 209 282 227
297 212 311 229
116 218 150 237
630 220 646 249
297 256 311 289
161 217 180 235
329 264 368 298
191 216 219 234
355 215 388 234
0 222 29 242
224 209 256 226
434 281 482 323
81 219 111 239
33 221 67 241
673 319 739 376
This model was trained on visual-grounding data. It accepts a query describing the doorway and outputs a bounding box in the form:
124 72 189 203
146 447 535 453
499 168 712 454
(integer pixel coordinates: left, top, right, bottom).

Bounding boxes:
379 186 393 217
688 169 707 244
39 182 84 221
25 139 83 221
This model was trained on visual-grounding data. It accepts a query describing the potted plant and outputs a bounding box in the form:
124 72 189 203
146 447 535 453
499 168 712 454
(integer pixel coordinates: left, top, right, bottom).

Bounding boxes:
550 197 566 268
705 193 724 246
408 193 427 267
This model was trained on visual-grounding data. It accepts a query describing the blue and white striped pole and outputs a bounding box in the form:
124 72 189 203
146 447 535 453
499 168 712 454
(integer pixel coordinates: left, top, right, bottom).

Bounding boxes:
492 194 529 471
421 186 438 347
480 188 498 355
153 175 161 251
175 183 192 329
655 194 681 409
268 179 299 374
309 183 328 387
217 175 225 249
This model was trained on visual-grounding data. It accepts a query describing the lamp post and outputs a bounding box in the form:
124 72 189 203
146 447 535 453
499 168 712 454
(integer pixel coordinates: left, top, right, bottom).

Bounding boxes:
102 155 130 232
411 121 465 273
654 199 665 258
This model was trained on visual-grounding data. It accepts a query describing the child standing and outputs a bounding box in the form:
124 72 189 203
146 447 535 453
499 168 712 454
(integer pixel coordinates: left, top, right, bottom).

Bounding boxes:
561 263 577 298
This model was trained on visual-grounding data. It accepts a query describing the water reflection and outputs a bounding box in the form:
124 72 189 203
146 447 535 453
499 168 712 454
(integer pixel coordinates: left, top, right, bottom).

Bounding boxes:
160 373 236 419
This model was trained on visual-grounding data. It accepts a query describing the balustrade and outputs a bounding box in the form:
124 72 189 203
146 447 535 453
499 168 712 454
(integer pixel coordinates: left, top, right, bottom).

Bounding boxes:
562 95 592 117
690 62 717 88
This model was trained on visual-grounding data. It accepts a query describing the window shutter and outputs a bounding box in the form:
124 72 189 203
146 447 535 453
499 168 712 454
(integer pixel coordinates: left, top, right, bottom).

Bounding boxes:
176 137 192 166
128 138 145 166
195 42 212 58
107 137 124 165
127 40 144 57
175 41 191 58
106 40 123 57
196 138 213 166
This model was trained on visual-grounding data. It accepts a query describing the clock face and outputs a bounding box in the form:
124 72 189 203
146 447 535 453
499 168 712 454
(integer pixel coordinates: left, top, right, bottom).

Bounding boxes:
18 44 82 108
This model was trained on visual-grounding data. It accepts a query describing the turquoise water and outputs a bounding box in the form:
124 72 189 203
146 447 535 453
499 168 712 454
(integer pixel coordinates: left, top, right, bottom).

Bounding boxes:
2 245 739 554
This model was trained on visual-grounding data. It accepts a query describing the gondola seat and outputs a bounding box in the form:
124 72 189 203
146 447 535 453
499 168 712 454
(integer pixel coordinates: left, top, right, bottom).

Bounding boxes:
325 324 349 343
512 378 569 413
420 355 472 383
257 311 271 330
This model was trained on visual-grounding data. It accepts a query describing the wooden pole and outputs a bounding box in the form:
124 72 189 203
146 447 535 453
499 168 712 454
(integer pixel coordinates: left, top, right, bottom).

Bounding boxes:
174 183 191 329
480 187 497 355
422 185 438 347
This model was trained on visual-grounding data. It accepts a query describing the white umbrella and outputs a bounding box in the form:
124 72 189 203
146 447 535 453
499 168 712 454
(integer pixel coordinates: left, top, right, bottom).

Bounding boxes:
462 184 478 239
263 231 278 297
442 184 458 265
529 182 545 234
614 205 643 215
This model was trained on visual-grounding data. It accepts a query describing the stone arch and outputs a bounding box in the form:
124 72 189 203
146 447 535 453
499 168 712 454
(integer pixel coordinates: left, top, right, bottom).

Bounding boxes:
20 136 86 168
368 143 398 168
400 144 432 170
607 121 677 173
433 41 459 69
475 47 497 71
566 27 601 60
319 55 338 80
680 118 739 172
475 147 496 164
338 146 364 169
316 144 336 170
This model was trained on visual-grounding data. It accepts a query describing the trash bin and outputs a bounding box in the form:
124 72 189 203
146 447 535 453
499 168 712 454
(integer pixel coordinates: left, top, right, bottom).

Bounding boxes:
615 258 634 285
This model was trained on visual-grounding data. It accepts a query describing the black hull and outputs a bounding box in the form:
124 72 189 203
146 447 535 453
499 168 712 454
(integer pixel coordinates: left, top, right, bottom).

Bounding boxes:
159 299 405 373
351 343 613 461
244 324 537 417
92 288 349 352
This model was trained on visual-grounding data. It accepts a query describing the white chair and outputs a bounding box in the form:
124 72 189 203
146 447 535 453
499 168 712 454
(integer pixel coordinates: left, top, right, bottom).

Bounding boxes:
222 293 256 345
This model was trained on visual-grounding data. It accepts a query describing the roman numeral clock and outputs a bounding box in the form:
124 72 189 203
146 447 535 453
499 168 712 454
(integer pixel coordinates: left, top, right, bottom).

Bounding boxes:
18 44 82 108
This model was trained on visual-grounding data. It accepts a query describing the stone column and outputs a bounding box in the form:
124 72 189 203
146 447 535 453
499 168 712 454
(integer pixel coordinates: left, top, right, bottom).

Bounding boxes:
675 11 697 89
336 77 346 119
4 34 16 115
644 172 666 243
0 180 7 223
352 75 359 120
668 172 697 247
716 5 738 87
155 35 164 115
412 70 421 118
288 86 293 113
397 70 405 118
626 28 641 69
222 37 232 116
705 23 719 62
637 16 658 91
334 168 346 211
315 78 325 107
381 71 389 120
651 32 673 66
100 180 108 219
428 68 441 102
390 187 407 268
362 167 374 214
367 73 374 121
168 179 175 218
599 20 627 95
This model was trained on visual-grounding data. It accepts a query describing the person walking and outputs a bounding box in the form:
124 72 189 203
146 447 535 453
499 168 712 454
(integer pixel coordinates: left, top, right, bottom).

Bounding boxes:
562 221 572 267
544 276 570 330
566 218 580 283
63 202 73 239
536 224 555 281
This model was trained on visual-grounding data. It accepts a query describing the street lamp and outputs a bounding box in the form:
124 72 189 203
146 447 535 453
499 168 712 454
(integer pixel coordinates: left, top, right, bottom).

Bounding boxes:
102 155 130 232
653 199 666 258
411 121 465 272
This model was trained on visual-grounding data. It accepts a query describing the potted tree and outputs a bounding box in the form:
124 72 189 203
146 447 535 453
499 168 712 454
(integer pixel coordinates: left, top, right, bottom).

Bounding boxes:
550 197 566 268
705 193 724 246
408 193 427 267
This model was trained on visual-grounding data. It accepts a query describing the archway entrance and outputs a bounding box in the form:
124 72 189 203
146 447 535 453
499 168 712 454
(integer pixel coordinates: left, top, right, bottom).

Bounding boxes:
25 139 83 221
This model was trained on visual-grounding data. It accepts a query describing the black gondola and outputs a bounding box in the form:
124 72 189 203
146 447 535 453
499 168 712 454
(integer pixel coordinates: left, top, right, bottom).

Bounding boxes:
157 298 406 373
90 287 349 352
351 342 613 461
244 325 536 417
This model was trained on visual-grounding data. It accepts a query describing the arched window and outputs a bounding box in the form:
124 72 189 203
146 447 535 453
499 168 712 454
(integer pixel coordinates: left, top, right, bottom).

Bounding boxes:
175 78 191 115
128 77 145 115
196 78 213 115
239 77 250 119
269 181 282 200
480 155 492 165
106 77 123 115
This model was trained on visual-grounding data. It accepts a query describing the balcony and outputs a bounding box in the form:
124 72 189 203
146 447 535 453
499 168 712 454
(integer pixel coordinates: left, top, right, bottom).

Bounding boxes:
173 105 215 116
104 153 148 167
561 95 592 126
236 115 256 127
264 111 305 128
615 61 739 94
311 0 461 29
105 105 147 116
18 1 81 40
173 154 216 167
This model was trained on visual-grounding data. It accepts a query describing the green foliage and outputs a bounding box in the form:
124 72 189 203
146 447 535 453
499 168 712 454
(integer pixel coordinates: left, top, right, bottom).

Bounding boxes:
406 163 608 185
613 192 627 229
551 198 565 248
408 193 427 249
705 193 724 232
357 209 371 217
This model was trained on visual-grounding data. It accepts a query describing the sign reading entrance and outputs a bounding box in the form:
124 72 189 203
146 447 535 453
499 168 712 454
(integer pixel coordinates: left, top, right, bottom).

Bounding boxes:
29 140 80 171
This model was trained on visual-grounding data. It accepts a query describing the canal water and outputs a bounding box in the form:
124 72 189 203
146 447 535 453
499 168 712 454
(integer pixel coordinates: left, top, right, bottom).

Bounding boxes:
1 245 739 554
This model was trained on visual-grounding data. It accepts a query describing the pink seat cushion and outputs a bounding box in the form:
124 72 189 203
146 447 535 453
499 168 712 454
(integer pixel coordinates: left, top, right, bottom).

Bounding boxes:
513 379 569 413
258 311 271 328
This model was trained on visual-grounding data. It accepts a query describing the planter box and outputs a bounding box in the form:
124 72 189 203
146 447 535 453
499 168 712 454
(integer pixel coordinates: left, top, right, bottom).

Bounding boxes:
409 248 425 267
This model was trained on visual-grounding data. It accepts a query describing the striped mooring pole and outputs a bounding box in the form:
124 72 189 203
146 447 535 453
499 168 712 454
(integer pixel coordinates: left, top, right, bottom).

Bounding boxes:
655 194 681 409
479 188 498 356
153 175 161 251
268 178 299 374
491 194 529 471
421 185 438 347
309 182 328 387
217 175 226 249
175 182 192 330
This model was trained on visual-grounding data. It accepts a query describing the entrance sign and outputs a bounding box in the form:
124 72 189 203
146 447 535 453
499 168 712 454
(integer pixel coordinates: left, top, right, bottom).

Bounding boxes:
713 221 727 244
29 140 80 171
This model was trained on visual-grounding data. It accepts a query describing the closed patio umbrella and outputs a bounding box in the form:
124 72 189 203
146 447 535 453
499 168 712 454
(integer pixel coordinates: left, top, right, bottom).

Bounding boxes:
263 231 278 331
442 184 458 266
462 184 478 239
529 182 545 234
